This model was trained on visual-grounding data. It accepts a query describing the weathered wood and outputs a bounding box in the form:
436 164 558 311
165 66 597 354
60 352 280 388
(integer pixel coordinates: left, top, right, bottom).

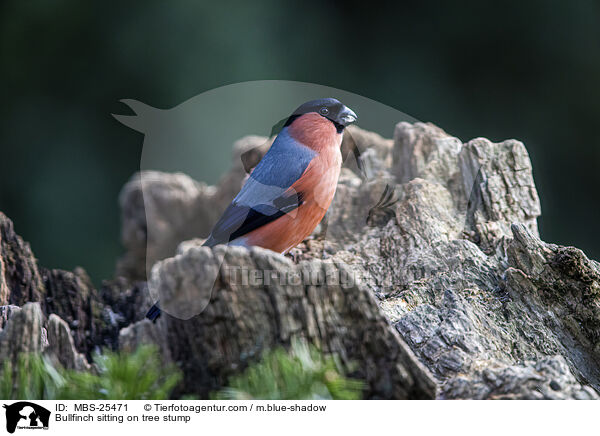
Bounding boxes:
147 245 437 399
0 212 45 306
2 121 600 400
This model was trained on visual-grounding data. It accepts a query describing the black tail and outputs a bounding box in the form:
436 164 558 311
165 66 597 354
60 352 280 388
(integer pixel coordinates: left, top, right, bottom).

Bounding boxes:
146 302 161 322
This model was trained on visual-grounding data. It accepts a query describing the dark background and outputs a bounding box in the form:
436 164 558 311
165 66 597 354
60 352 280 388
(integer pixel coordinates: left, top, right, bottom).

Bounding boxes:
1 0 599 284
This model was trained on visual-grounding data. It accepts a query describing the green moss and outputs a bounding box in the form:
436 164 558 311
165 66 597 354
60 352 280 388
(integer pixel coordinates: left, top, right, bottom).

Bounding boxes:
214 340 364 400
0 345 183 400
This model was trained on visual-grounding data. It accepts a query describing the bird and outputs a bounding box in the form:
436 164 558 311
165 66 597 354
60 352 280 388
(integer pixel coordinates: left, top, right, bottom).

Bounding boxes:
146 98 357 321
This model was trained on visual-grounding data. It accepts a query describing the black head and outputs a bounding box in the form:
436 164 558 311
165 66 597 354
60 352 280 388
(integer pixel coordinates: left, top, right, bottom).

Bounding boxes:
285 98 358 132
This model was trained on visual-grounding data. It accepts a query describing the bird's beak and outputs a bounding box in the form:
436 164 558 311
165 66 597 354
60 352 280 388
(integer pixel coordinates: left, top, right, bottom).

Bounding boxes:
337 106 358 126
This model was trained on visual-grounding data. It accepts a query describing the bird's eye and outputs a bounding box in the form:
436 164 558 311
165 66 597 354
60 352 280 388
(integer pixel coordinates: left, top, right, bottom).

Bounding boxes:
319 107 329 115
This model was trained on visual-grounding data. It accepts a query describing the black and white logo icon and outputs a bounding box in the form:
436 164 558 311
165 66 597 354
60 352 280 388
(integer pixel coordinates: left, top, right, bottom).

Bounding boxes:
3 402 50 433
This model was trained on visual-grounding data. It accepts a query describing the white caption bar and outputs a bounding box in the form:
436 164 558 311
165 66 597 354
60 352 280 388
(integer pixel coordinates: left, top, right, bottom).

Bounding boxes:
0 400 595 435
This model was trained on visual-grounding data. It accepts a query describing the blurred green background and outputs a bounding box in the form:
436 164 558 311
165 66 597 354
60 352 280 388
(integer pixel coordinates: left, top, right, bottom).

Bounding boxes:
1 0 599 284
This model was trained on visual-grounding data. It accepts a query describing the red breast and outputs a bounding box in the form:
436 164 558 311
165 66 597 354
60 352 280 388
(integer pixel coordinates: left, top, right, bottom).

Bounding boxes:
244 113 343 253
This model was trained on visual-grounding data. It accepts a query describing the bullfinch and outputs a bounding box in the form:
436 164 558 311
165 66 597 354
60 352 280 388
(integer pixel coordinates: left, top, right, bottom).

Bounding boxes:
146 98 357 321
